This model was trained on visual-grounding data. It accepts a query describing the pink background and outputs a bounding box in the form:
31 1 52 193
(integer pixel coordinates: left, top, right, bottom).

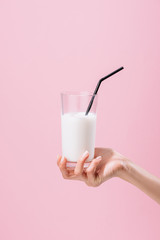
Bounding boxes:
0 0 160 239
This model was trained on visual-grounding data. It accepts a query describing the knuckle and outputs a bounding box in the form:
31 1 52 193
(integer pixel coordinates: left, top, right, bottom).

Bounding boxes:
86 182 96 188
59 161 63 167
94 159 100 165
85 181 92 187
93 184 99 187
59 161 66 169
59 165 64 171
62 174 67 179
86 181 99 187
59 163 62 169
74 170 81 176
86 168 93 174
93 181 100 187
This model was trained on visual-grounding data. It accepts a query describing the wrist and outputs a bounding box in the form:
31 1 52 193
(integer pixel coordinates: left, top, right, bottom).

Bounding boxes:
116 158 132 179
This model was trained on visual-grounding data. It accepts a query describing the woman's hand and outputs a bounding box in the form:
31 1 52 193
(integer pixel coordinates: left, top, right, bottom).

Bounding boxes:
57 148 160 204
57 148 129 187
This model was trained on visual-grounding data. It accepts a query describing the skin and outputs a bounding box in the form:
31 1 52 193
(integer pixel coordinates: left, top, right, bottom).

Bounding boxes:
57 148 160 204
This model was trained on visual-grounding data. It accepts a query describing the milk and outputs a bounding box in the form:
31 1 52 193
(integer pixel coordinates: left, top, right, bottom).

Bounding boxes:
61 112 96 164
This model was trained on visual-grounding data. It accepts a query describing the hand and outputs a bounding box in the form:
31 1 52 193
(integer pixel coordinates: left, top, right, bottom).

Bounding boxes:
57 148 129 187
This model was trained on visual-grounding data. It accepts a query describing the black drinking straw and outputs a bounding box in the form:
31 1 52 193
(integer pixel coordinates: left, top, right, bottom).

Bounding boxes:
85 66 124 115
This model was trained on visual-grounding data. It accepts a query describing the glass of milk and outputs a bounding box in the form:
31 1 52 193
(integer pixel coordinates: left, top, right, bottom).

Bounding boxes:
61 91 98 168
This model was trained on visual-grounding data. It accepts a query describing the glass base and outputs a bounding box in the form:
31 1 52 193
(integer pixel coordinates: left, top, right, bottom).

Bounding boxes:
66 161 91 169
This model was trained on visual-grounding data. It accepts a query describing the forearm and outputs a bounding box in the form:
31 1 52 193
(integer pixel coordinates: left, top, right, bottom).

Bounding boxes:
118 160 160 204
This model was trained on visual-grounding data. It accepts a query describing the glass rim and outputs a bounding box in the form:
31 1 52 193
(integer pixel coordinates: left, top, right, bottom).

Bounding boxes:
60 91 98 97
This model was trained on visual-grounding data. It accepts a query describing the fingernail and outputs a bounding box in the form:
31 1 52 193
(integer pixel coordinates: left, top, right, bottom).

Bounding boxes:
61 156 65 163
82 150 89 158
96 156 102 160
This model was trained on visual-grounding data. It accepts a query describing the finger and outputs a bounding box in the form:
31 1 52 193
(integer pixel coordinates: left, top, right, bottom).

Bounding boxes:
57 154 62 167
86 156 102 183
59 156 69 179
74 150 89 176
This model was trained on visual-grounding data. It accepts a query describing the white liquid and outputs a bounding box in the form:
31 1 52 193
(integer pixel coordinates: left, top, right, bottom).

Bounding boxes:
61 112 96 164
